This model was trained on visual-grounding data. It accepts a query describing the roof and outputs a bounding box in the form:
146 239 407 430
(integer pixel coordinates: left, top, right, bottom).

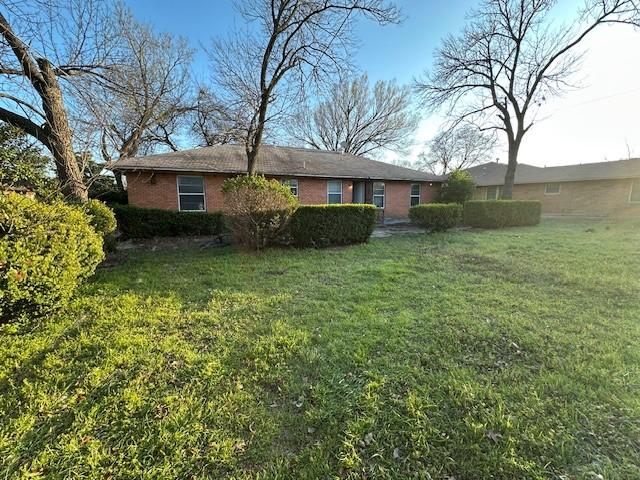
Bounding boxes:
112 144 444 182
466 158 640 186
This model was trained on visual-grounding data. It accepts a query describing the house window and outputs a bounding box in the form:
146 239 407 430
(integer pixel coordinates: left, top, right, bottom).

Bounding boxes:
544 182 561 195
327 180 342 204
486 185 501 200
373 182 385 208
631 179 640 203
177 175 205 211
410 183 421 206
282 178 298 197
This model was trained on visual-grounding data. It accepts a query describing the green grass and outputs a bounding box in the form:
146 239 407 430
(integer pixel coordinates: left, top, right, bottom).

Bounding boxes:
1 219 639 479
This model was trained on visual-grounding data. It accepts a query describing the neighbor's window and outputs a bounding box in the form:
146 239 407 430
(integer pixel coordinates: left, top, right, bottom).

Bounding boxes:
410 183 421 206
486 185 501 200
282 178 299 197
177 175 205 211
327 180 342 204
544 182 561 195
373 182 385 208
631 179 640 203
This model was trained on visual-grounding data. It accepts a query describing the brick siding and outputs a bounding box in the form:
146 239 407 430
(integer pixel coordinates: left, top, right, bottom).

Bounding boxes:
126 171 441 219
473 178 640 216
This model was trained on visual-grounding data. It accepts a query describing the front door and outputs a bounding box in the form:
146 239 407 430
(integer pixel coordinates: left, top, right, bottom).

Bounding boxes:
353 181 365 203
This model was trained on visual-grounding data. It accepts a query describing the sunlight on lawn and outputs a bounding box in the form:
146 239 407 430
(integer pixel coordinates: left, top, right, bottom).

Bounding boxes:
1 219 639 479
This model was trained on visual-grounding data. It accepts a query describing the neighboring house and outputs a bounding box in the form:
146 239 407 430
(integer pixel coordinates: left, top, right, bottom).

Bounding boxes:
467 158 640 216
113 145 444 220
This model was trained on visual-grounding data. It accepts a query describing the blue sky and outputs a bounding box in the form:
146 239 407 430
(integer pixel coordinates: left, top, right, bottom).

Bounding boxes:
127 0 640 166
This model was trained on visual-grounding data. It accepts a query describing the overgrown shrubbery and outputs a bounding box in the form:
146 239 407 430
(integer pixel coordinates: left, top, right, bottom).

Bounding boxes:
222 175 298 250
289 204 377 247
0 193 104 325
409 203 462 231
82 199 117 251
439 170 475 204
112 204 226 239
464 200 541 228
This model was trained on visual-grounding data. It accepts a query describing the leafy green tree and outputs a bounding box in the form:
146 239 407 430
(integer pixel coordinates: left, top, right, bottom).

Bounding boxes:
0 123 54 196
439 170 475 204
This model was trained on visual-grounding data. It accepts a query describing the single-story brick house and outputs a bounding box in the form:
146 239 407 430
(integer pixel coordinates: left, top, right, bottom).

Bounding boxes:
113 145 444 221
467 158 640 216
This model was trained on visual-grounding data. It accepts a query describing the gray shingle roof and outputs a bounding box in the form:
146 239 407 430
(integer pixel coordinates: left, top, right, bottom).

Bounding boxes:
113 144 444 182
466 158 640 186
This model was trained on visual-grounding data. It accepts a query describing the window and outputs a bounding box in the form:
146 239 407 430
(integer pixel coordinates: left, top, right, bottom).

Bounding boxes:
631 179 640 203
327 180 342 204
373 182 385 208
410 183 421 206
177 175 205 211
282 178 298 196
486 185 501 200
544 182 561 195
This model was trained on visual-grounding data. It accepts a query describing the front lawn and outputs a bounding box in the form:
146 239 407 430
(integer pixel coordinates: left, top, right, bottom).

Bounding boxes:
1 219 639 479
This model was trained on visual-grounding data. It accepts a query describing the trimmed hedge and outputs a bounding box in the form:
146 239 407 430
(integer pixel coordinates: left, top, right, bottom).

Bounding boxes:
112 204 226 239
289 204 377 247
0 193 104 325
464 200 541 228
409 203 462 231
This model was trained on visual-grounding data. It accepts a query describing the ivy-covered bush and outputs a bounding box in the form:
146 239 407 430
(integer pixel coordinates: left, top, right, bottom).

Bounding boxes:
0 193 104 325
288 204 377 248
439 170 475 204
409 203 462 231
464 200 541 228
222 175 298 250
112 204 226 239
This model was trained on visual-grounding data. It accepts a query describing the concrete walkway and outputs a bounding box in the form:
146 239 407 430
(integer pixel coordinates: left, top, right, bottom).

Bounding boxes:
371 223 425 238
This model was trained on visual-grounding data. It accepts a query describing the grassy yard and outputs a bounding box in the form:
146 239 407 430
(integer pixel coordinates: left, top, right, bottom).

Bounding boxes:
1 219 639 479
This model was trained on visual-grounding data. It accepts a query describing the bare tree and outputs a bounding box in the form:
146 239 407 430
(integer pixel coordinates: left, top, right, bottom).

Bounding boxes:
290 73 418 156
0 0 116 201
208 0 399 174
76 8 194 192
190 87 245 147
419 124 496 175
416 0 639 198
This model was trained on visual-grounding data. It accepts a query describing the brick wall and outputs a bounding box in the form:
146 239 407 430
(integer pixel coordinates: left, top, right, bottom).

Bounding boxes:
125 171 440 218
473 178 640 216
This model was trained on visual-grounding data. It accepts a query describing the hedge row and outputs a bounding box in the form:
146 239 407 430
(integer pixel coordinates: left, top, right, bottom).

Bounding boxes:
409 203 462 231
288 204 377 247
463 200 541 228
112 204 226 239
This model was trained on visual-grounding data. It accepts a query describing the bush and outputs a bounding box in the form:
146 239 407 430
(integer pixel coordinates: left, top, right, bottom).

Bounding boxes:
0 193 104 325
83 199 117 237
289 204 377 248
222 175 298 250
440 170 475 204
112 204 226 239
409 203 462 231
464 200 541 228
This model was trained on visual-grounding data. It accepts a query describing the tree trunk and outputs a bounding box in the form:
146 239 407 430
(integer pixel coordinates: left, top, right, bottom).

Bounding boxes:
501 138 521 199
37 59 88 202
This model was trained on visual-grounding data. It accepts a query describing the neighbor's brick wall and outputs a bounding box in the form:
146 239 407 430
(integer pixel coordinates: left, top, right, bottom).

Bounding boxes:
126 172 438 218
473 179 640 216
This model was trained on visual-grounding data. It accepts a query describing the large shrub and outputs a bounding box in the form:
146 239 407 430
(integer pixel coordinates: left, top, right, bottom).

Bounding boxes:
0 193 104 325
112 204 226 239
289 204 377 247
83 199 117 236
409 203 462 231
464 200 541 228
222 175 298 250
440 170 475 204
